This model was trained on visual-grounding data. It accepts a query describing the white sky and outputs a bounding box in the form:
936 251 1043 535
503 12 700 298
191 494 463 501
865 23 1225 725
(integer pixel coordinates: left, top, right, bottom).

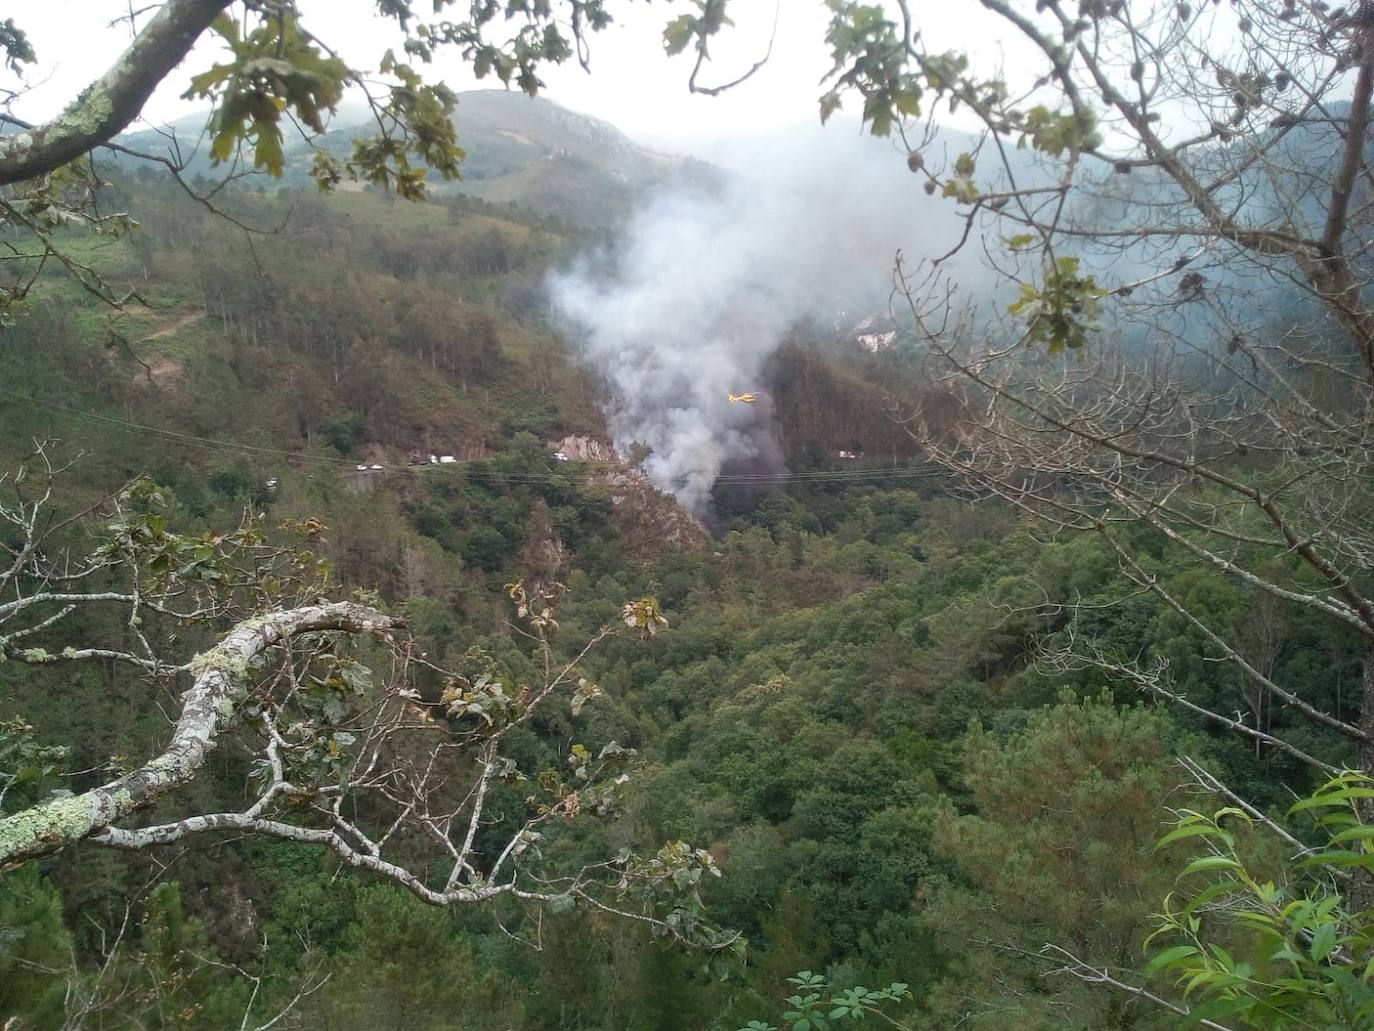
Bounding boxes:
8 1 1034 157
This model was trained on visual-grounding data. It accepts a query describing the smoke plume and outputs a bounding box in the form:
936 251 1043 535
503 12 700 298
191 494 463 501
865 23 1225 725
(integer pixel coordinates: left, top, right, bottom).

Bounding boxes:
550 128 962 515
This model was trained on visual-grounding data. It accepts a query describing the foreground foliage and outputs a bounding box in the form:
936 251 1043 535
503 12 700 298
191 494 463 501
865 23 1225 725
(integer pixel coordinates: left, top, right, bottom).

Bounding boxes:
739 970 915 1031
1147 771 1374 1028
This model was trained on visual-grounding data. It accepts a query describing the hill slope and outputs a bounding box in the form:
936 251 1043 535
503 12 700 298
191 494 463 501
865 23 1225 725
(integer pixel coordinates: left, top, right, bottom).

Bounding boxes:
113 90 721 226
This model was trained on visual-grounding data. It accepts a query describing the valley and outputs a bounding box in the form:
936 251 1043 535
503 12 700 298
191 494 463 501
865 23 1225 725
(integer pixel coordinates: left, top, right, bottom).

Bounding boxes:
3 4 1373 1027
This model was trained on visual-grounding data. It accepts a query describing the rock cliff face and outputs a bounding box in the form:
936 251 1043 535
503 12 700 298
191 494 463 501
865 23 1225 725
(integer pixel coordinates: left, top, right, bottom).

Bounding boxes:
551 436 708 561
597 466 710 561
552 434 620 463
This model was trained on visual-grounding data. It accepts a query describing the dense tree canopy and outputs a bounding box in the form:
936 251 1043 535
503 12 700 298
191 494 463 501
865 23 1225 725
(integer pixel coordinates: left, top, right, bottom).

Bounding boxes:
4 0 1374 1027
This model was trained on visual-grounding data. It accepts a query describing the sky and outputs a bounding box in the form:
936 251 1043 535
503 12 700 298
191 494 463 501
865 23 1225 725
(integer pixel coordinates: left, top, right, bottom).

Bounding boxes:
7 0 1031 157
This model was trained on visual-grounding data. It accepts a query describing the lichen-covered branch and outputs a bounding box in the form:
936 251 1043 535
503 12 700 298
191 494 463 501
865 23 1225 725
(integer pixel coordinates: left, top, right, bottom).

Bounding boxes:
0 601 397 869
0 0 231 185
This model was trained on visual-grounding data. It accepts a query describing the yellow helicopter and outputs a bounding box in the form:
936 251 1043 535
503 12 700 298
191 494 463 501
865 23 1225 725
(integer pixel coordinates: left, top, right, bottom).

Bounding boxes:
727 392 759 404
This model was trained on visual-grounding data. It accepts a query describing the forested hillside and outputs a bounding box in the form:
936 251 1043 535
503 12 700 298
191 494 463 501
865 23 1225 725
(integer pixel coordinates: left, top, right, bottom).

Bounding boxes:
112 90 722 226
6 0 1374 1026
0 143 1356 1028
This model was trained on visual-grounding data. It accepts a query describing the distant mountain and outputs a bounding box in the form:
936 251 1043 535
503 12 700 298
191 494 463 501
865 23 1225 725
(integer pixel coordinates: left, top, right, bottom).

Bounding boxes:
112 90 722 226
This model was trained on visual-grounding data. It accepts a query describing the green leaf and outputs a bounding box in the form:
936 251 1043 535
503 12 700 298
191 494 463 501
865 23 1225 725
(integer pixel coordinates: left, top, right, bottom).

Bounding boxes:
893 88 921 117
1327 825 1374 846
1179 855 1243 877
1290 787 1374 813
1295 848 1374 870
1309 922 1338 962
1157 823 1233 850
1144 944 1199 976
663 15 696 55
1207 942 1236 970
863 93 893 137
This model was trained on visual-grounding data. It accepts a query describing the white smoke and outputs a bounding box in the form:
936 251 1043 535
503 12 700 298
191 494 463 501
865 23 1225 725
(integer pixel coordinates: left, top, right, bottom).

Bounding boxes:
550 127 966 515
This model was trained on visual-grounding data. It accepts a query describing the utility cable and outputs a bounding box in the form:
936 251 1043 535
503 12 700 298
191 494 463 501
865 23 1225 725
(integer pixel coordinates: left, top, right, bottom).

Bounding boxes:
0 390 941 488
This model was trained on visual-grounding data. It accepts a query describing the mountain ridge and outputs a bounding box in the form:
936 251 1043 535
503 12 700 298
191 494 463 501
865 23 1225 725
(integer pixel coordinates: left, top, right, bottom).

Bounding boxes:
112 89 722 226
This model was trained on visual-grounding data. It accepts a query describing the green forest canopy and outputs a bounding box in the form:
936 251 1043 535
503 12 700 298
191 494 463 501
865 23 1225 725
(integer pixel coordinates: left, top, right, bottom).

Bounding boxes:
4 0 1374 1028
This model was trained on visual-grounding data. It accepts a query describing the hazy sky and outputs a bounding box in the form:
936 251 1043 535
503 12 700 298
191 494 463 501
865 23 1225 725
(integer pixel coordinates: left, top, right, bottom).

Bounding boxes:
9 1 1030 155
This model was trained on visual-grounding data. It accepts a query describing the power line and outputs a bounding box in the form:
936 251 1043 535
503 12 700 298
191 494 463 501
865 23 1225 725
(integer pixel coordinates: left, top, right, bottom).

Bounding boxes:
0 390 940 488
712 466 939 484
0 390 358 468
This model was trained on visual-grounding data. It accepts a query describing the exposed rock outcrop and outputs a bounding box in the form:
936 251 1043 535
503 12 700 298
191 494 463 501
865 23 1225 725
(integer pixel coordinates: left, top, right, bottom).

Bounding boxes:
551 434 620 463
549 435 708 561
